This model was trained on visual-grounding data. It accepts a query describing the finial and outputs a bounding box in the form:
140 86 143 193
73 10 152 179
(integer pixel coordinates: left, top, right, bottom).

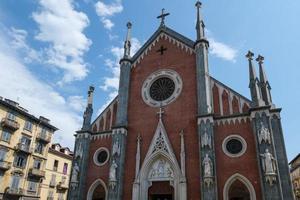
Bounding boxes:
87 85 95 105
246 50 254 60
195 1 202 9
195 1 205 40
256 54 264 64
123 22 132 58
157 8 170 26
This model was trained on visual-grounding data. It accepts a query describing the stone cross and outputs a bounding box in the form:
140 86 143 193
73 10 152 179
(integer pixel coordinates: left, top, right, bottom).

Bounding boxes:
157 107 164 120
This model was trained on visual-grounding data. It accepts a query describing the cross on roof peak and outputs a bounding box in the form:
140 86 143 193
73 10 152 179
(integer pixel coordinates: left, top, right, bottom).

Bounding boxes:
157 8 170 26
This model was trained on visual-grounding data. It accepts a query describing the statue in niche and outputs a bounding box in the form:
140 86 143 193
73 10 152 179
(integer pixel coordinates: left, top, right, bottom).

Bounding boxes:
71 163 80 183
201 128 211 149
109 159 118 189
75 142 83 159
203 154 213 177
258 121 271 144
260 148 277 185
112 138 121 157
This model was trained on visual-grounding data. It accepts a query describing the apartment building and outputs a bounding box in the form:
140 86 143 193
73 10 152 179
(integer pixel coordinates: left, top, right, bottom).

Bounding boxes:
40 144 73 200
290 154 300 200
0 97 57 200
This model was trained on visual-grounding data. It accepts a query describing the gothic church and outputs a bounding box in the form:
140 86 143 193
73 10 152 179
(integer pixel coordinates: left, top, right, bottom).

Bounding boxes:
68 2 293 200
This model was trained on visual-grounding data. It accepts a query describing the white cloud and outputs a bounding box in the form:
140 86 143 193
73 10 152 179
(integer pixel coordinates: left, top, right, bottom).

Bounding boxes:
95 0 123 30
208 37 237 62
67 96 86 112
0 30 82 149
32 0 92 84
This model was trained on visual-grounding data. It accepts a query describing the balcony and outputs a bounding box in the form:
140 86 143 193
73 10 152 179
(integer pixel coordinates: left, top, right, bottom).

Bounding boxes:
5 187 24 196
29 168 45 178
57 181 68 190
1 118 20 131
49 180 56 188
36 132 51 143
15 143 31 154
47 197 54 200
0 160 11 171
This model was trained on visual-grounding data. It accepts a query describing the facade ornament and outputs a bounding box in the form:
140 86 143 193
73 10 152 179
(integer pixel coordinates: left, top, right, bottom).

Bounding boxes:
258 122 271 144
149 159 174 180
112 138 121 157
203 154 213 187
201 128 211 149
109 159 118 189
260 148 277 185
153 132 168 153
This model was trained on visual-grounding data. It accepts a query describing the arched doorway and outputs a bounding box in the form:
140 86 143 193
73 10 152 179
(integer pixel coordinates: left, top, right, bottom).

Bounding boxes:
228 179 250 200
87 179 107 200
223 174 256 200
148 181 174 200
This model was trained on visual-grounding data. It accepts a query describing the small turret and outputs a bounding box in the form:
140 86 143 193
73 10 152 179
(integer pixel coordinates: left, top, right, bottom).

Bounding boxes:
82 85 94 130
246 51 265 107
256 55 274 107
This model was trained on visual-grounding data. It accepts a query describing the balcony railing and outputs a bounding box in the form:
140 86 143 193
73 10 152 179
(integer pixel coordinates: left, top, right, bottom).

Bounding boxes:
57 181 68 190
15 143 31 154
36 132 52 143
1 118 20 131
49 180 56 187
47 197 54 200
29 168 45 177
5 187 24 196
0 160 11 170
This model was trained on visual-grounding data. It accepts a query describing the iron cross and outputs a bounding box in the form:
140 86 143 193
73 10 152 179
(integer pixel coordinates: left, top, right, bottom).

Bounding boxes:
156 45 167 55
157 8 170 26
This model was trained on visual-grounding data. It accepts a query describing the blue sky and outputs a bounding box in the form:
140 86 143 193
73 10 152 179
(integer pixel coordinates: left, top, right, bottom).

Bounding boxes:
0 0 299 160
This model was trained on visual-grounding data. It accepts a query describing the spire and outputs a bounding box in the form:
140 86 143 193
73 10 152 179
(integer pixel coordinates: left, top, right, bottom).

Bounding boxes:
195 1 205 41
82 85 94 130
256 55 273 106
123 22 132 59
246 51 264 107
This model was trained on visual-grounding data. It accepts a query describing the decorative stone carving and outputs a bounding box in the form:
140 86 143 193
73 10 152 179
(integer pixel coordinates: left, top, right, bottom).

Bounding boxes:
71 163 80 183
201 128 211 149
203 154 213 187
152 132 168 153
149 159 174 180
112 138 121 157
258 122 271 144
260 148 277 185
109 159 118 189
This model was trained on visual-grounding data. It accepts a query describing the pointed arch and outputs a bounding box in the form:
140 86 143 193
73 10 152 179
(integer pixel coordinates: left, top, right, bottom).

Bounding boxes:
223 173 256 200
87 179 108 200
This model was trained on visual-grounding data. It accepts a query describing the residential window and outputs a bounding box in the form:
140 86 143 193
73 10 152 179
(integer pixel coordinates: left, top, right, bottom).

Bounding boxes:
24 121 33 132
33 159 42 169
48 190 54 198
61 176 66 184
40 127 47 137
7 112 16 121
1 130 12 142
14 154 27 168
34 142 45 154
58 192 64 200
20 135 31 146
11 174 21 189
27 180 38 192
50 174 56 186
0 149 7 161
63 163 68 175
0 172 4 183
53 160 58 171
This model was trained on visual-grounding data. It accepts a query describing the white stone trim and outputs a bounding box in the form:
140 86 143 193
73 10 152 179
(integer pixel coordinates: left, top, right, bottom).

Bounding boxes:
222 135 247 158
87 178 108 200
223 173 256 200
215 116 250 126
93 147 110 167
91 132 112 140
141 69 183 107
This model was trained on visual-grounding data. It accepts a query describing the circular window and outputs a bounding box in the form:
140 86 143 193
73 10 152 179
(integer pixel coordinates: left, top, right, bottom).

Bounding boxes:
142 69 183 107
93 147 109 166
222 135 247 158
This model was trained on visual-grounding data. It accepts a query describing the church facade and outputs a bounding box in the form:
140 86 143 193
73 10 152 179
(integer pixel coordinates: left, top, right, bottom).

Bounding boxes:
68 2 294 200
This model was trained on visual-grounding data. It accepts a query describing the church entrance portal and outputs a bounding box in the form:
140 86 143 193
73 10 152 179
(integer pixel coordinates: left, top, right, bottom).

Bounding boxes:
228 179 251 200
148 181 174 200
92 182 106 200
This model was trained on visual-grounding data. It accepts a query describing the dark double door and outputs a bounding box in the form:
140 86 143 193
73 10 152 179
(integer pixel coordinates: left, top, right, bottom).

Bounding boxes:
150 194 173 200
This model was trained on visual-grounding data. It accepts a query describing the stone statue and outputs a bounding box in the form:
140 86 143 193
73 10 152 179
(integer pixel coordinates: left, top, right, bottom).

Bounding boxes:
201 128 211 149
258 122 271 144
71 163 80 183
109 159 118 182
260 148 276 175
112 138 121 157
75 142 83 159
203 154 212 177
